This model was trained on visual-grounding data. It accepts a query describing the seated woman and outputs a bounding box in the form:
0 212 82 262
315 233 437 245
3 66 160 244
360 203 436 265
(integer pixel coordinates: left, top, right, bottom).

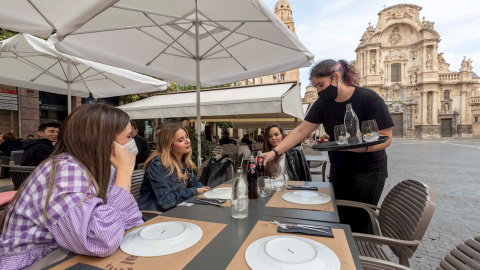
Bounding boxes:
138 124 210 212
263 124 311 181
0 104 143 269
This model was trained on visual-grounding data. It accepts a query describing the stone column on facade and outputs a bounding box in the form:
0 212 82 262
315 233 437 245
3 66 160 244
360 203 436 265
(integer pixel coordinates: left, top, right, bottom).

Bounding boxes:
423 45 427 71
432 91 438 124
460 89 466 124
433 44 439 71
376 49 379 75
366 50 370 75
422 92 427 124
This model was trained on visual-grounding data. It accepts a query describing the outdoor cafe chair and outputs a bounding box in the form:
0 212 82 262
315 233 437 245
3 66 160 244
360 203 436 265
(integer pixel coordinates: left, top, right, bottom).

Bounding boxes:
129 169 162 218
337 179 436 268
11 150 24 165
359 236 480 270
10 165 36 190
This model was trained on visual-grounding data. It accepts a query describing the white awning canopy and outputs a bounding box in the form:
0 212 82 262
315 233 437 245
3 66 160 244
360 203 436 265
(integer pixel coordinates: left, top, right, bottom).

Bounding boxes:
119 82 304 120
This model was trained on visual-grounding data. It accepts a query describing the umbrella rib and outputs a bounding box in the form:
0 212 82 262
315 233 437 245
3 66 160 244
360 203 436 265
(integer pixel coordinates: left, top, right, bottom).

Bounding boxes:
144 13 195 63
28 0 56 33
77 64 127 89
113 5 189 22
136 27 191 59
199 23 247 71
203 37 250 59
68 23 191 36
199 22 244 59
71 67 94 82
14 53 66 82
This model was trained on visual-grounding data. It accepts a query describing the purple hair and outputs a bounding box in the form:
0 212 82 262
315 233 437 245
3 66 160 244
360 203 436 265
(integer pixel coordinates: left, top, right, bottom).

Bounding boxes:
309 59 359 86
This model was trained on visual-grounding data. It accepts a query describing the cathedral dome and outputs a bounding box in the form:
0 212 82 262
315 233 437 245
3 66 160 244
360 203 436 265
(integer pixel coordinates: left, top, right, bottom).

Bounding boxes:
275 0 291 11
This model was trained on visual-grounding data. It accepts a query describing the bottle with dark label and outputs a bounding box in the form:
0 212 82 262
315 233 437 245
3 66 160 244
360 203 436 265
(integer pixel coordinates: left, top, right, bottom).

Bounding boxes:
256 150 265 178
247 155 258 200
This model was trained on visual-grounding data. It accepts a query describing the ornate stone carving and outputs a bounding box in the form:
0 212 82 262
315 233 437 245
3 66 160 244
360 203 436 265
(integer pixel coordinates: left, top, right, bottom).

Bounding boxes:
426 51 432 69
421 16 435 28
410 47 419 59
385 5 415 22
467 58 473 71
370 58 376 73
461 56 468 71
385 50 407 61
388 26 402 45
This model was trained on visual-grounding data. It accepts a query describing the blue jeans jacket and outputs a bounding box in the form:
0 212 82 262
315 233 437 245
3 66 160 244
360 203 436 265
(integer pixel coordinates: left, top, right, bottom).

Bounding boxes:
138 155 204 212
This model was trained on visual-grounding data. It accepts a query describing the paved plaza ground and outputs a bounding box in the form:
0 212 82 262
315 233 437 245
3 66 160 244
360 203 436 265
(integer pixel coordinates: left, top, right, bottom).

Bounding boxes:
0 138 478 269
381 138 480 269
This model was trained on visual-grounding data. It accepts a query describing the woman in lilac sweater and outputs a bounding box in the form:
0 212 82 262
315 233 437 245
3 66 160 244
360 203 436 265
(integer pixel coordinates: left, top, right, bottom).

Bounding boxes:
0 104 144 269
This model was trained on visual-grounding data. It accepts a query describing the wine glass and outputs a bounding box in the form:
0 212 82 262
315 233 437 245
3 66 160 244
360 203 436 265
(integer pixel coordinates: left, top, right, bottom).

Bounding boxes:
334 124 348 145
362 119 380 142
273 173 286 191
257 176 272 197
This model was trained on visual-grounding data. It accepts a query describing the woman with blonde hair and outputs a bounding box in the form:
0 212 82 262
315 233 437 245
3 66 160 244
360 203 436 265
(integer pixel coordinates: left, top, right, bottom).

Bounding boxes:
0 104 143 269
138 124 210 212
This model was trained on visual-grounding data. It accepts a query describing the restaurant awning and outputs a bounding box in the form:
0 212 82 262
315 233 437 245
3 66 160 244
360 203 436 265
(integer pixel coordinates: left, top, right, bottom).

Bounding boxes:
118 82 304 121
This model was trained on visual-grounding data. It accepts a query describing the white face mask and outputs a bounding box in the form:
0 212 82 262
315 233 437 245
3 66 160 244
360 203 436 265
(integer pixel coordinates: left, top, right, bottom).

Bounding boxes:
114 139 138 156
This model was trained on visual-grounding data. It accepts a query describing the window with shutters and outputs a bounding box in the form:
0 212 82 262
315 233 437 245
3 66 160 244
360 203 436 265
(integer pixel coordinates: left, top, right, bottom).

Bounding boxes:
391 63 401 82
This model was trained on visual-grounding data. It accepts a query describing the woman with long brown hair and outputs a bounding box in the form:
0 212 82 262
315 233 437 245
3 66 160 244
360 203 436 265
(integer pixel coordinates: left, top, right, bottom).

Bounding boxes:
0 104 143 269
138 123 210 212
0 132 22 157
263 124 311 181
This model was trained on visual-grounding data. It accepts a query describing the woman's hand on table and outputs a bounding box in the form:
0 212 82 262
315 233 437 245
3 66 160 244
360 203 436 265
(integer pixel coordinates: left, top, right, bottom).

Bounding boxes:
197 186 211 194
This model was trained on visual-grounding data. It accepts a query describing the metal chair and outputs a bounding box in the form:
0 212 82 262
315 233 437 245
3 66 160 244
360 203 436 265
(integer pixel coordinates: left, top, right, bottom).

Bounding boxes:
11 150 24 165
359 236 480 270
337 179 436 268
129 169 161 218
10 165 36 190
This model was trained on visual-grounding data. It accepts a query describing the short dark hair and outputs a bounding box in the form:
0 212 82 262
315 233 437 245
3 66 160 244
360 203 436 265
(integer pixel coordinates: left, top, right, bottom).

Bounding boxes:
27 134 35 139
38 122 61 132
130 120 138 130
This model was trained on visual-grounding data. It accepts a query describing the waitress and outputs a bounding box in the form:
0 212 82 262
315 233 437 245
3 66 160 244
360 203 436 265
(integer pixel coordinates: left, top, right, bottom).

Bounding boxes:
261 59 394 234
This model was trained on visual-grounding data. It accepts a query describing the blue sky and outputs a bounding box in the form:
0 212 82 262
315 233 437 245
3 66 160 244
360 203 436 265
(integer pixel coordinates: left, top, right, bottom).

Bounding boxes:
262 0 480 96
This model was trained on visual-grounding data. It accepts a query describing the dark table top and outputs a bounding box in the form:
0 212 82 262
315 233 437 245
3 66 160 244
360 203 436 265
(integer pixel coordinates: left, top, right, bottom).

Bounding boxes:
163 204 361 270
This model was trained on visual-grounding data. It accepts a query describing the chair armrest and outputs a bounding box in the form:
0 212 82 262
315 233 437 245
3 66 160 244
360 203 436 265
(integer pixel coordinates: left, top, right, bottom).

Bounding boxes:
359 256 413 270
140 210 162 217
336 200 380 235
353 233 420 248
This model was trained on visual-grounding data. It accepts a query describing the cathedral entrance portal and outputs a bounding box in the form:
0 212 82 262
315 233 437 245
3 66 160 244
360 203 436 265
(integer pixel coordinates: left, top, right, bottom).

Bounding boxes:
441 118 453 137
391 113 404 137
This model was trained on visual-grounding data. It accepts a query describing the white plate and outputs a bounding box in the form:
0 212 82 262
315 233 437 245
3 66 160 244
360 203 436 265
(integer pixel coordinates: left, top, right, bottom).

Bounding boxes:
282 191 331 205
120 221 202 257
245 235 340 270
203 187 232 200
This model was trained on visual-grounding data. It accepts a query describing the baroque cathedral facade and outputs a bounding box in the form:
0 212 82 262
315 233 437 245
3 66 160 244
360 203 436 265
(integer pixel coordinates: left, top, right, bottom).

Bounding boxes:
305 4 480 138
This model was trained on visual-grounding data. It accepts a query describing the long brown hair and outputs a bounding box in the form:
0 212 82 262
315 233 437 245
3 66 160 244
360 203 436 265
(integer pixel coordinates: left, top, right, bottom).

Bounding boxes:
2 132 17 141
0 104 130 232
262 124 285 178
144 123 196 180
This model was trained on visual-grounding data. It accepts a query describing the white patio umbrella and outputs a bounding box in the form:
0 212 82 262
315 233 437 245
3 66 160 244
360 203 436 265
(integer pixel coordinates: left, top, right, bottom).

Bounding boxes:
0 34 167 112
0 0 117 38
49 0 315 164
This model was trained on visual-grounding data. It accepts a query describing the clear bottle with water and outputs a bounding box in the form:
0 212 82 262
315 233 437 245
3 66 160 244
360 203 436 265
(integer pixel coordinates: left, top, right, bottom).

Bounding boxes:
231 168 248 219
344 103 362 144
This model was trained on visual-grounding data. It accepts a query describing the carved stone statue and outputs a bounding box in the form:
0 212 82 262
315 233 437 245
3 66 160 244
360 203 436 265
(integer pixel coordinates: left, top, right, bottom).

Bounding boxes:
370 58 376 73
426 52 432 68
379 68 384 77
444 103 449 112
461 56 468 71
467 58 473 71
438 52 446 63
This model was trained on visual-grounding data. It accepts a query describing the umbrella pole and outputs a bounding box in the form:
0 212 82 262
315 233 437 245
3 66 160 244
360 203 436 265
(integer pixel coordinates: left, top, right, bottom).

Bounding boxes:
195 0 201 167
67 61 72 114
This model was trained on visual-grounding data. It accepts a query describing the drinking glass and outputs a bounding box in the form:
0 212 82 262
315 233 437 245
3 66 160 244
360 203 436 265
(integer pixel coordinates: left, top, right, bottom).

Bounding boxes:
362 119 380 142
273 173 286 191
257 176 272 197
334 124 348 145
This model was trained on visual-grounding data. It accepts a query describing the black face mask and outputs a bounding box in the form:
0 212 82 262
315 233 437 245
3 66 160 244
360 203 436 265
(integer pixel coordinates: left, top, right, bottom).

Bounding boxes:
317 77 338 101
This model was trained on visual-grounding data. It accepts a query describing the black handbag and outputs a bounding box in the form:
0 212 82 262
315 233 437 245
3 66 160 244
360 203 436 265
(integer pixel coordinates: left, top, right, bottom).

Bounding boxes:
199 155 233 187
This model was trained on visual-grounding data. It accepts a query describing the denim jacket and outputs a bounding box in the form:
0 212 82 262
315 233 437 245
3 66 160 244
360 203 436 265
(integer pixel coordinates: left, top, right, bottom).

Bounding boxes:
138 155 204 212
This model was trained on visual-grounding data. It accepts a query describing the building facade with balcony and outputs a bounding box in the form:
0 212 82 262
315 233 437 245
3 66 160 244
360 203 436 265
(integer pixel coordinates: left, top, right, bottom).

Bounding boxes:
353 4 480 138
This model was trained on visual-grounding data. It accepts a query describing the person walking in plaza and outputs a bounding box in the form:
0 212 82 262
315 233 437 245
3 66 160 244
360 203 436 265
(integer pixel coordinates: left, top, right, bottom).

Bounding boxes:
261 59 393 234
0 104 143 269
138 124 210 213
21 122 61 166
130 120 151 168
263 124 311 182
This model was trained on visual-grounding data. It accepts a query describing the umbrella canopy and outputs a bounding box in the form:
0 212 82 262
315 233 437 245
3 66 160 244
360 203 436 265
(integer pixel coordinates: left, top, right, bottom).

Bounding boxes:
118 82 303 119
46 0 315 164
0 34 167 112
0 0 117 38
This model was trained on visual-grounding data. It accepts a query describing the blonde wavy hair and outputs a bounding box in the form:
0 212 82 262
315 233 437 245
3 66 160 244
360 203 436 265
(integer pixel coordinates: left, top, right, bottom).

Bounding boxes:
145 123 196 180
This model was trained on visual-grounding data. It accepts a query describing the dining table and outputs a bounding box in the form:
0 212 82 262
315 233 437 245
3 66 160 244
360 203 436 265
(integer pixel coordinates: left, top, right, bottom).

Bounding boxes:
46 179 362 270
